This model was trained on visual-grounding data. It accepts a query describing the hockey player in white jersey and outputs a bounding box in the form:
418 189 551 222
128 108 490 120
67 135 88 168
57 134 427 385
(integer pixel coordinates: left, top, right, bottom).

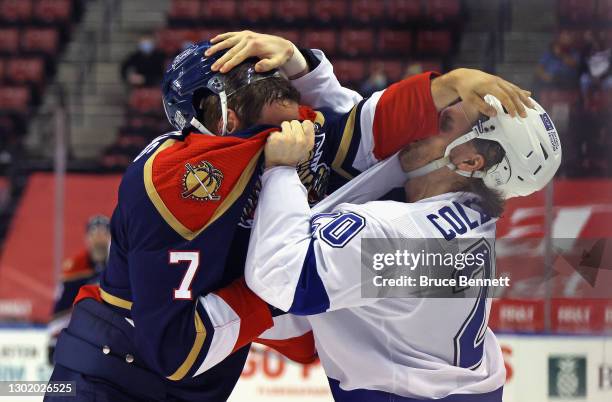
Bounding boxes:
245 94 561 401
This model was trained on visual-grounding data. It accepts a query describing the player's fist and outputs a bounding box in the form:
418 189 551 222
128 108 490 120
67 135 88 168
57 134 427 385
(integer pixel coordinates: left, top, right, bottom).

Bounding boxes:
264 120 315 169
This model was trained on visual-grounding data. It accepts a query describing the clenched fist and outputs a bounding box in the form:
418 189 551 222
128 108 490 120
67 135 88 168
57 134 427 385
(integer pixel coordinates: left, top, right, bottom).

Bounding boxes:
265 120 315 169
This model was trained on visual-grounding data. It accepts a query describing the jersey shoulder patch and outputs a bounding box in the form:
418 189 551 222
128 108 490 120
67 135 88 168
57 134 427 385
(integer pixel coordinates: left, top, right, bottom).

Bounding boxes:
143 131 271 240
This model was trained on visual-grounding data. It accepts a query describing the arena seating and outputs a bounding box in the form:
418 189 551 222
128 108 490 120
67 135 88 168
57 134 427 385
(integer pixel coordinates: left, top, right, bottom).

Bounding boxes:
101 0 464 170
542 0 612 177
557 0 597 24
276 0 310 23
302 29 337 55
598 0 612 21
162 0 463 86
0 0 83 247
99 85 167 171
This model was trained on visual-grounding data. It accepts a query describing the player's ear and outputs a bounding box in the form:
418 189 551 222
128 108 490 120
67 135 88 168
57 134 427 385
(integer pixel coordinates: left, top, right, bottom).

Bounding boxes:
455 153 485 172
218 109 241 134
450 143 485 173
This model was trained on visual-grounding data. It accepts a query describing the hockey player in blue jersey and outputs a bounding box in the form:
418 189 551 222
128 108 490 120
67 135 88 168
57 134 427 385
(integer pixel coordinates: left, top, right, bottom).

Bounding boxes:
246 91 561 401
46 30 535 401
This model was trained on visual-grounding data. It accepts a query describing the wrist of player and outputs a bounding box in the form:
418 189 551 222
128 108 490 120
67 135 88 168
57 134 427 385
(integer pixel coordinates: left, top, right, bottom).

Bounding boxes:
431 70 461 111
264 157 301 169
281 44 309 80
431 70 459 112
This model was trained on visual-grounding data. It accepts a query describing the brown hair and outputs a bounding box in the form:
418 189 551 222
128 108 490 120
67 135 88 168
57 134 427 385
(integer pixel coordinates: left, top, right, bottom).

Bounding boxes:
459 138 506 217
194 59 300 132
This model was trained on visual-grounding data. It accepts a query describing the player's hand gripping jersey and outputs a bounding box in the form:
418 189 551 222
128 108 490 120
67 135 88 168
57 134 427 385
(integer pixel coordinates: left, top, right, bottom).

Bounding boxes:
246 164 506 400
51 50 442 401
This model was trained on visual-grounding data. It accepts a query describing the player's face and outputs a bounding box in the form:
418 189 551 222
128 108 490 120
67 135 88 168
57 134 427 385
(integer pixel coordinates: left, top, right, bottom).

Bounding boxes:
439 101 479 137
256 99 300 126
86 228 111 262
400 102 479 173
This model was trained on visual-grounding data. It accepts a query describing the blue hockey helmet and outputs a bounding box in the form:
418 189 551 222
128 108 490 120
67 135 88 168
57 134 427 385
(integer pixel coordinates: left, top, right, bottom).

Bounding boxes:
162 40 282 136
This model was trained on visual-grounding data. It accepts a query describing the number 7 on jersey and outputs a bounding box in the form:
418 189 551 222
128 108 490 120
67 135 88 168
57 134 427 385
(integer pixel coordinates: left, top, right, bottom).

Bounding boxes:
169 251 200 300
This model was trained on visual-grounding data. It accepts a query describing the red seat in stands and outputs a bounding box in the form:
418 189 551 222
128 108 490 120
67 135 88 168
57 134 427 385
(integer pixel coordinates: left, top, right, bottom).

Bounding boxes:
416 30 452 55
558 0 596 22
128 88 163 114
6 58 45 85
168 0 200 23
33 0 72 24
267 30 302 46
418 60 442 73
379 60 404 83
425 0 461 22
597 0 612 22
586 89 612 113
0 86 30 113
402 60 442 77
21 28 59 55
157 29 193 55
539 89 580 109
350 0 384 24
197 28 224 43
0 28 19 54
339 29 374 57
275 0 310 23
603 30 612 50
312 0 348 24
378 30 412 55
0 0 33 23
240 0 273 23
0 59 5 81
302 30 337 56
200 0 237 21
386 0 422 23
333 59 366 84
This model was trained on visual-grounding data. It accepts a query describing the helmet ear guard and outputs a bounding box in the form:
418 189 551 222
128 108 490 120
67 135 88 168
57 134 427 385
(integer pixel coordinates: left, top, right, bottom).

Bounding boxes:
162 42 220 134
405 95 562 199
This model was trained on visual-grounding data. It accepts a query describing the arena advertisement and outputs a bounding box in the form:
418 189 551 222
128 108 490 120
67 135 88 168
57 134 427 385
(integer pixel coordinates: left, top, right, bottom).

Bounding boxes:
229 345 333 402
1 329 611 402
499 335 612 402
0 330 51 383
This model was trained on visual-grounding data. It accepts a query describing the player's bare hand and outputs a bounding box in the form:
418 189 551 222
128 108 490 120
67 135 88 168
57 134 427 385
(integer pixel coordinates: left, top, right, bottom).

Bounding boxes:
446 68 534 118
206 31 294 74
265 120 315 169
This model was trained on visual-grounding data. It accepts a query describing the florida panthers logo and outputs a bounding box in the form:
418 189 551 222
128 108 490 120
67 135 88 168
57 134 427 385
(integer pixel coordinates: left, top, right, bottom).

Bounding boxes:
181 161 223 201
238 131 330 228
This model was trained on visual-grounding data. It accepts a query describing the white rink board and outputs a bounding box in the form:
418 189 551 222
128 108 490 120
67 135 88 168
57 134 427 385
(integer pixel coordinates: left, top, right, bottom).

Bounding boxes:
0 328 611 402
0 328 52 402
498 335 612 402
228 345 333 402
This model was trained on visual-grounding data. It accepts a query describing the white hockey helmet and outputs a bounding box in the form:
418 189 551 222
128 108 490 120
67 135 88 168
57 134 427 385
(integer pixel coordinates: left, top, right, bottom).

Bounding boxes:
406 95 562 199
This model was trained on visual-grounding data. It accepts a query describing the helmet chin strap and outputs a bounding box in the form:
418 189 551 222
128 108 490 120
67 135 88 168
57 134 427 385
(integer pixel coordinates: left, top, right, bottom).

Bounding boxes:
189 89 229 136
404 129 485 179
219 90 229 136
189 117 214 136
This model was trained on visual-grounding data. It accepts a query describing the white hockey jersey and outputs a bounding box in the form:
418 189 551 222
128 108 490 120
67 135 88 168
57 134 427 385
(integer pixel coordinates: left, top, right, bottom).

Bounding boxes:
245 162 506 399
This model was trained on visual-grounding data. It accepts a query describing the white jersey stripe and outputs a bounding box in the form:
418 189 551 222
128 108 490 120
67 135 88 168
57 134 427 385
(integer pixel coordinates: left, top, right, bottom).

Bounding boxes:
194 294 240 375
